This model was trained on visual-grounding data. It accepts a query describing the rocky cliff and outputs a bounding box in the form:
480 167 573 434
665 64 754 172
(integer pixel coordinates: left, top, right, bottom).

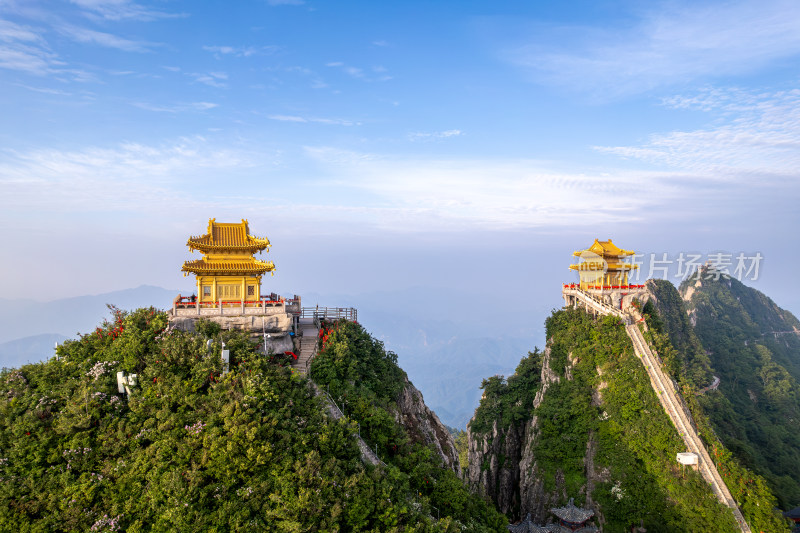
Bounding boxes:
466 346 562 522
395 376 461 475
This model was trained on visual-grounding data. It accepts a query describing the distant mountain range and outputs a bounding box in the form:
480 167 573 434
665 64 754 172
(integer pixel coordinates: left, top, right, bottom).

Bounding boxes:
0 284 546 429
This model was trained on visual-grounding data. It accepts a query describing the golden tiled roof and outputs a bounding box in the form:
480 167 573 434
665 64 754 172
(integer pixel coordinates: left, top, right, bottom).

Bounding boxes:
181 258 276 275
572 238 634 258
187 218 271 252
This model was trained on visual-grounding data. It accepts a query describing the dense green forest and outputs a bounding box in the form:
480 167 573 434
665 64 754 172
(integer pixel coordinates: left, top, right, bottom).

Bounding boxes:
470 307 788 532
0 308 505 532
673 272 800 510
309 320 507 532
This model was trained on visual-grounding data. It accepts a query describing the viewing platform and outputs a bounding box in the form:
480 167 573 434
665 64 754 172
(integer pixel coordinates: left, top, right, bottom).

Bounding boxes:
562 283 648 317
169 293 300 317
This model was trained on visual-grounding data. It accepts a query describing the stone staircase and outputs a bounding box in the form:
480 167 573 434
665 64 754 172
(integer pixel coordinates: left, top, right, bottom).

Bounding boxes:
626 323 750 532
565 287 751 533
291 318 319 376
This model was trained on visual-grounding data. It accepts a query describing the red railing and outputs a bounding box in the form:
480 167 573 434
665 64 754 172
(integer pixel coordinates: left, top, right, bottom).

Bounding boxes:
173 294 286 309
563 283 646 290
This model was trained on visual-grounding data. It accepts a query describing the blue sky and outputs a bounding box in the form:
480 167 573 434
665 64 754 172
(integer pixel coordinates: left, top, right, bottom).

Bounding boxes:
1 0 799 323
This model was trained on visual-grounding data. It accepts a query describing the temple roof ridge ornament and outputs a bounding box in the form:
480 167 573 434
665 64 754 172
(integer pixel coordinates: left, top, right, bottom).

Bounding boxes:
572 238 634 258
187 218 272 253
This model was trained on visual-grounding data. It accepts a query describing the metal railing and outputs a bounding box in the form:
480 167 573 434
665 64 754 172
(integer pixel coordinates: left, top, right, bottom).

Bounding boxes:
298 306 358 322
319 385 386 467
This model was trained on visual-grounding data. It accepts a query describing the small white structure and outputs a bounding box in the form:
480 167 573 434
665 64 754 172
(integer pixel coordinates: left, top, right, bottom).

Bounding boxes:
677 452 699 466
116 371 138 396
221 342 230 376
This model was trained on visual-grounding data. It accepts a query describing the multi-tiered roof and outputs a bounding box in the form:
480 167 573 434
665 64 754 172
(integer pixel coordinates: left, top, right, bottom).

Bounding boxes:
182 218 275 277
569 238 638 289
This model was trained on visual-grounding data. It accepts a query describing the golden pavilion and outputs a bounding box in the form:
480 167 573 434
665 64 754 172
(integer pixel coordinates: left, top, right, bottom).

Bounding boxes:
181 219 275 303
569 239 638 290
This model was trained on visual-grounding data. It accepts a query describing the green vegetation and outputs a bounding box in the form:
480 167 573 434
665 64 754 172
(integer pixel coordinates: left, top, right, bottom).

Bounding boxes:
471 307 788 532
0 309 505 532
310 320 507 532
674 272 800 510
643 279 713 387
641 285 787 532
446 426 469 472
469 349 541 435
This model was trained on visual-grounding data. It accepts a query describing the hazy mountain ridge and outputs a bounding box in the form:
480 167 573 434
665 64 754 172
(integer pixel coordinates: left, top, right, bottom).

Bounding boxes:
0 285 178 344
0 333 69 369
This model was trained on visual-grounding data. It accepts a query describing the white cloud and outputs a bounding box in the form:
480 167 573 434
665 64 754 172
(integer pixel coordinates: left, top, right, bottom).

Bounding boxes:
0 19 62 75
190 71 227 88
597 87 800 175
132 101 218 113
299 147 695 231
0 18 44 43
326 61 390 82
0 137 255 213
203 45 279 58
69 0 181 21
293 145 799 234
57 24 156 52
15 84 72 95
508 0 800 97
268 114 360 126
409 129 463 141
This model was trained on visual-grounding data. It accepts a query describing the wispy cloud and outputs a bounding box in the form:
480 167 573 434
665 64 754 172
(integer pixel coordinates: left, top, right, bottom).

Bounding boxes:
268 114 360 126
596 87 800 174
190 71 228 88
15 83 72 96
266 0 305 5
132 101 218 113
57 24 156 52
203 45 279 58
69 0 181 21
294 144 800 234
0 19 61 75
409 129 463 141
0 137 255 212
326 61 391 82
299 147 696 231
507 0 800 97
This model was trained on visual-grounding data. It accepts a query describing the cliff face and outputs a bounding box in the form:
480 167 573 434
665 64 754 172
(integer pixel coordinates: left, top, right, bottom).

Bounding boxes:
394 376 461 475
465 308 758 532
466 345 598 524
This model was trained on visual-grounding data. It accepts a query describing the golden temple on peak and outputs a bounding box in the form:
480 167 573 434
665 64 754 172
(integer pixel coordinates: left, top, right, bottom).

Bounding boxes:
569 238 639 290
181 218 276 303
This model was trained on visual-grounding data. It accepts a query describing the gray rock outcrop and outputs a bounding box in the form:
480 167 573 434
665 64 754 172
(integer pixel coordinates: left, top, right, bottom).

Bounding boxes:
394 376 461 476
